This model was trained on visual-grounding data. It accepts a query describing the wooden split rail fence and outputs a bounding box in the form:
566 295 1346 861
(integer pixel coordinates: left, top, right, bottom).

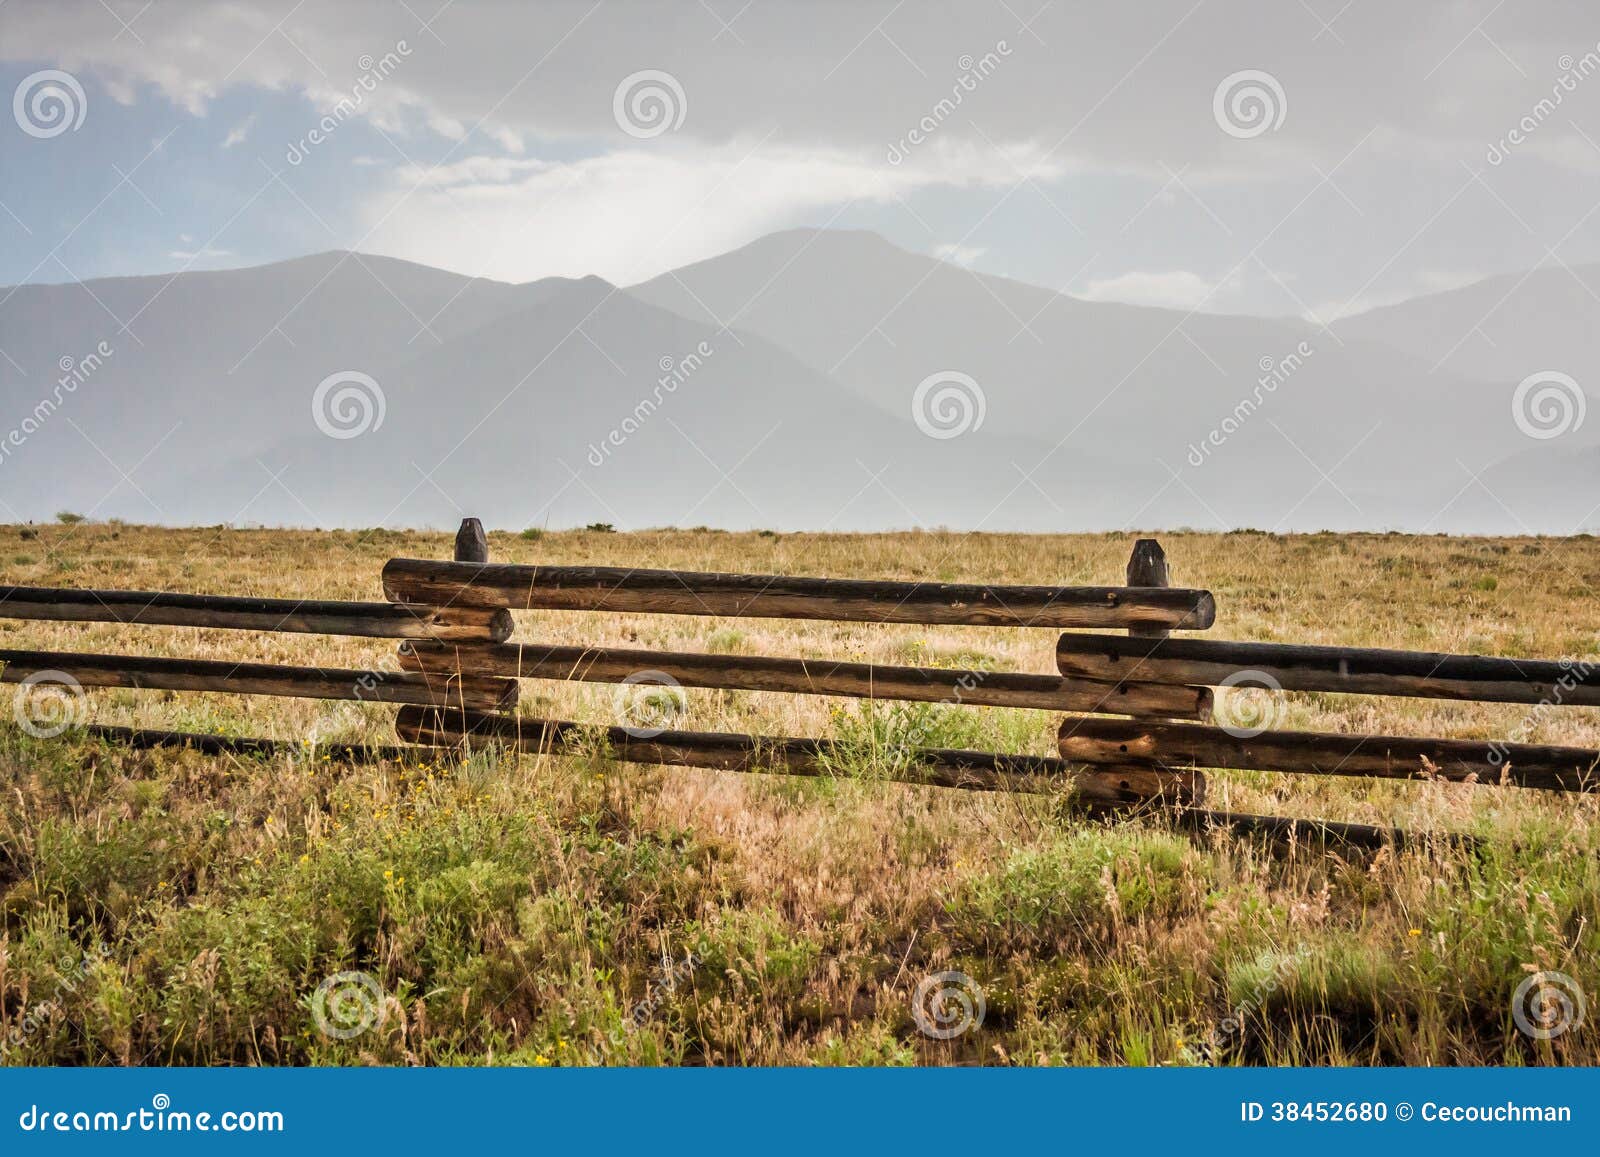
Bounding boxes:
379 534 1217 810
1 518 1595 847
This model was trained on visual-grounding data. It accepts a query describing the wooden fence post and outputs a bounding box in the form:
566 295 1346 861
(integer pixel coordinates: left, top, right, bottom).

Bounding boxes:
1070 537 1206 810
455 517 489 564
1126 539 1170 639
395 518 515 735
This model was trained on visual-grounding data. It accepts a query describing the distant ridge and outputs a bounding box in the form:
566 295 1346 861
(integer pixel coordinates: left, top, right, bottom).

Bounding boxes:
0 230 1591 532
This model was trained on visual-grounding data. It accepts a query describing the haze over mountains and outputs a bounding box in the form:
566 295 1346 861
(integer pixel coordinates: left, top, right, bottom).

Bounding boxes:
0 230 1594 533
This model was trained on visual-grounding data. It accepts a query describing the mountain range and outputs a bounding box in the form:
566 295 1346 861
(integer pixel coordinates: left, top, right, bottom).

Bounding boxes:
1 229 1594 533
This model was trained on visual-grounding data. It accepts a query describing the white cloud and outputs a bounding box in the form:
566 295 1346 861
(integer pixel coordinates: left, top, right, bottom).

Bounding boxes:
357 140 1061 284
168 246 234 261
1416 270 1483 294
1078 270 1229 312
935 243 988 267
222 114 255 148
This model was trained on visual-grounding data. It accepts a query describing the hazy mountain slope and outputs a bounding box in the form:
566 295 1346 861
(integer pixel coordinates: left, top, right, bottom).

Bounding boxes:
1335 264 1600 386
3 235 1595 532
0 253 592 521
1331 263 1600 532
171 278 1162 531
627 229 1541 532
1464 445 1600 534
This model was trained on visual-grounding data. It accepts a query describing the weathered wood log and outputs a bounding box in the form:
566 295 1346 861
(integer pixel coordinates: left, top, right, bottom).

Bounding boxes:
394 706 1202 806
92 723 1443 850
83 723 439 763
381 559 1217 630
0 585 512 642
69 722 1429 849
1057 716 1600 792
1169 807 1476 852
1056 633 1600 706
397 640 1213 719
0 648 517 710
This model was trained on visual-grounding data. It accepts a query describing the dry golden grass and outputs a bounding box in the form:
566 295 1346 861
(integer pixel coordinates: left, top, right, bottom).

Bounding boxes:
0 522 1596 1066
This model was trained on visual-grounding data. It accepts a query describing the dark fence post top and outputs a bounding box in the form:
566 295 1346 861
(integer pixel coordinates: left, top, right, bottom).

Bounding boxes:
1126 538 1169 587
455 518 488 564
1127 538 1170 640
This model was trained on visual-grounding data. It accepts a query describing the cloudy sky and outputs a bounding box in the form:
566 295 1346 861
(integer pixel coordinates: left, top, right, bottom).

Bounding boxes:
4 0 1600 319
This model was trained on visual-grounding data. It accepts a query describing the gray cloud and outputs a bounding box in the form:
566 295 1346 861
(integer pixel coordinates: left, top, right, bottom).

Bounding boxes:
7 0 1600 309
7 0 1597 169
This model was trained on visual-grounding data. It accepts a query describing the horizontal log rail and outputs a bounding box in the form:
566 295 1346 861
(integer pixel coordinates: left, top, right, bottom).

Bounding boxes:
394 705 1205 806
1058 717 1600 793
382 559 1217 630
1170 807 1475 852
1056 633 1600 707
0 648 516 710
0 585 512 642
398 640 1213 720
93 719 1427 851
84 723 437 764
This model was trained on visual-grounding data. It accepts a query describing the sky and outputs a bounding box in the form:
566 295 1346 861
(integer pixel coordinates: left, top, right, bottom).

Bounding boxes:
4 0 1600 321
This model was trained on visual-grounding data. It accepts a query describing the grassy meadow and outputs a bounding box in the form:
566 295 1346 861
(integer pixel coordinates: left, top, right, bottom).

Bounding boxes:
0 522 1597 1065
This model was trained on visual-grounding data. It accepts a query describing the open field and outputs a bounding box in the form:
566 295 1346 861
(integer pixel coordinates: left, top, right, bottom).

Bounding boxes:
1 523 1597 1065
